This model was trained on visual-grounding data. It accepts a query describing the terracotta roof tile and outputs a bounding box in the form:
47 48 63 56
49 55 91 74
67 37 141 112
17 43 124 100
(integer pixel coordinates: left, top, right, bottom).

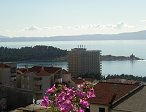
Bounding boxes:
71 78 84 85
83 78 95 82
35 67 51 76
60 69 68 74
17 70 24 75
88 82 138 105
72 78 95 85
105 78 138 84
18 66 61 73
0 63 10 68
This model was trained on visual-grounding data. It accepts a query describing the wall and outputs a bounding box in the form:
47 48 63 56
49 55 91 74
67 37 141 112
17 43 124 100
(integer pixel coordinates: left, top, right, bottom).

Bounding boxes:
42 76 51 96
0 85 33 111
62 73 71 82
90 104 109 112
0 68 11 85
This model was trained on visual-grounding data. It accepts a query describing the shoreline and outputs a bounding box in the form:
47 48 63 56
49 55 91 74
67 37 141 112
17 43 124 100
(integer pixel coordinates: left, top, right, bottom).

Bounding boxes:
16 58 145 63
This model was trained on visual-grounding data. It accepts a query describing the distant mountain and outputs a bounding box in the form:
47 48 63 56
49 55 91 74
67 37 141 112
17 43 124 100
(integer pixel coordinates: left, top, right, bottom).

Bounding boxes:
1 30 146 42
0 35 10 38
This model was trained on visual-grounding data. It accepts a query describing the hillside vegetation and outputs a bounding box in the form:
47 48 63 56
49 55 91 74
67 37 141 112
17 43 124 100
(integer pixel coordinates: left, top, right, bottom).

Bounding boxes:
0 45 67 62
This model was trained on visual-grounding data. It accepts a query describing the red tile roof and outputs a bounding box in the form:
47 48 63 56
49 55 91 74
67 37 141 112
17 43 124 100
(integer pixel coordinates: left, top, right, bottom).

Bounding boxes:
72 78 95 85
17 70 24 75
29 66 62 73
18 66 61 73
72 78 84 85
71 78 84 85
35 68 52 76
88 82 138 105
104 78 138 84
0 63 10 68
17 66 63 76
83 78 95 82
60 69 68 74
17 68 28 74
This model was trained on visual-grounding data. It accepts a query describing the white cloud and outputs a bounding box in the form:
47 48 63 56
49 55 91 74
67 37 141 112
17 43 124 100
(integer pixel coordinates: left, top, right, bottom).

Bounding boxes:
68 23 134 30
23 23 134 32
44 26 63 30
113 22 134 29
25 26 41 31
17 23 135 37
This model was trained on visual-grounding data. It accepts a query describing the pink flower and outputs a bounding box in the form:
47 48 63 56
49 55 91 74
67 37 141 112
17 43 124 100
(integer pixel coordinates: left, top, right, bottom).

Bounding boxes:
87 90 96 98
46 84 56 94
78 84 83 88
41 96 50 107
80 99 89 108
41 81 95 112
79 108 85 112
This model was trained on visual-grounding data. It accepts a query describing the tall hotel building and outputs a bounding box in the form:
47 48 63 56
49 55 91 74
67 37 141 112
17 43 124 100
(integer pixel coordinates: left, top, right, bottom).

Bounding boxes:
68 47 101 77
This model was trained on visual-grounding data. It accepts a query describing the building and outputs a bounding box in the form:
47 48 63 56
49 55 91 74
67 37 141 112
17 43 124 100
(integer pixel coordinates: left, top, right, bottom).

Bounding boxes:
111 84 146 112
17 66 70 99
0 62 17 86
88 81 145 112
68 48 101 77
0 85 33 111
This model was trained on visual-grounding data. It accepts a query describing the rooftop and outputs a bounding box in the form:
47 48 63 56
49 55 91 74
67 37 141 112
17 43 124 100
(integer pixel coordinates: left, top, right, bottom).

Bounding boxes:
17 66 68 76
18 66 61 73
72 77 96 85
0 63 10 68
102 78 140 84
89 82 139 106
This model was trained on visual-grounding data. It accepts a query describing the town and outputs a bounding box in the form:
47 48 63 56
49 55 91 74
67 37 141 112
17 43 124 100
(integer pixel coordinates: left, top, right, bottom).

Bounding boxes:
0 47 146 112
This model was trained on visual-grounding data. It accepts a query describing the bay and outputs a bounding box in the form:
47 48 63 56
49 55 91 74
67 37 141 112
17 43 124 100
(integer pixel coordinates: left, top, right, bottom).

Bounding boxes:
1 40 146 77
0 40 146 58
17 60 146 77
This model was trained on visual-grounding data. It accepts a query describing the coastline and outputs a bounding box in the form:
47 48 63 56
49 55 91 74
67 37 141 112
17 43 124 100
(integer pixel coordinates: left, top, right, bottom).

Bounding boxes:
16 54 144 63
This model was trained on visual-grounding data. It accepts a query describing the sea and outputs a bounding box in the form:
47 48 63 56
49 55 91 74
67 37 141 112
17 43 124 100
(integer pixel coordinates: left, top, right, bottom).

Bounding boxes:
0 40 146 77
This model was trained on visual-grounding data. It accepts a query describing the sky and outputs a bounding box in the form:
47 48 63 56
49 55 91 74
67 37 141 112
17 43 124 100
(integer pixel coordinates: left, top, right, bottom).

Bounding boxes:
0 0 146 37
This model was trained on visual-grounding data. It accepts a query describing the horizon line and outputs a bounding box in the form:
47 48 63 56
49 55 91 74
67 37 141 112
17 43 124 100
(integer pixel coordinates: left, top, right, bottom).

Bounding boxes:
1 29 146 38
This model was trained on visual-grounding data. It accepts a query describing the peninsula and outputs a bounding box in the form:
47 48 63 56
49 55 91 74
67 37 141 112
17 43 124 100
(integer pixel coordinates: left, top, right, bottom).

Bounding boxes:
101 54 144 61
53 54 144 61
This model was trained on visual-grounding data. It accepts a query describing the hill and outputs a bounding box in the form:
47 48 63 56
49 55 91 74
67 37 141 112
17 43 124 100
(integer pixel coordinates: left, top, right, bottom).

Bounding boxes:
0 45 67 62
1 30 146 42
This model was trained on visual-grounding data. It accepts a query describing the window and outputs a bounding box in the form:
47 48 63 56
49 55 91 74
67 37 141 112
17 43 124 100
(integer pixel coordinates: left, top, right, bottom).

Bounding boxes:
99 107 105 112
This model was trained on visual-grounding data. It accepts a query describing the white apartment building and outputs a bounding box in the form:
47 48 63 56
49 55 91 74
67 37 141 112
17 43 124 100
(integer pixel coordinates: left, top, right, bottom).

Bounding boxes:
17 66 70 99
68 48 101 77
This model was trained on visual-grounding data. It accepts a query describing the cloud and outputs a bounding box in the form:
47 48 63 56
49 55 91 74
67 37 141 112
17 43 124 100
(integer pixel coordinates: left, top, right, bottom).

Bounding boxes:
44 26 63 30
113 22 134 29
93 23 134 30
25 26 41 31
22 23 134 33
68 23 134 30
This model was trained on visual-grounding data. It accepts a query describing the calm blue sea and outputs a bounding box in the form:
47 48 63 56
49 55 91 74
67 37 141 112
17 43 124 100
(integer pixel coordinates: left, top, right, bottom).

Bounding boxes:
1 40 146 76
